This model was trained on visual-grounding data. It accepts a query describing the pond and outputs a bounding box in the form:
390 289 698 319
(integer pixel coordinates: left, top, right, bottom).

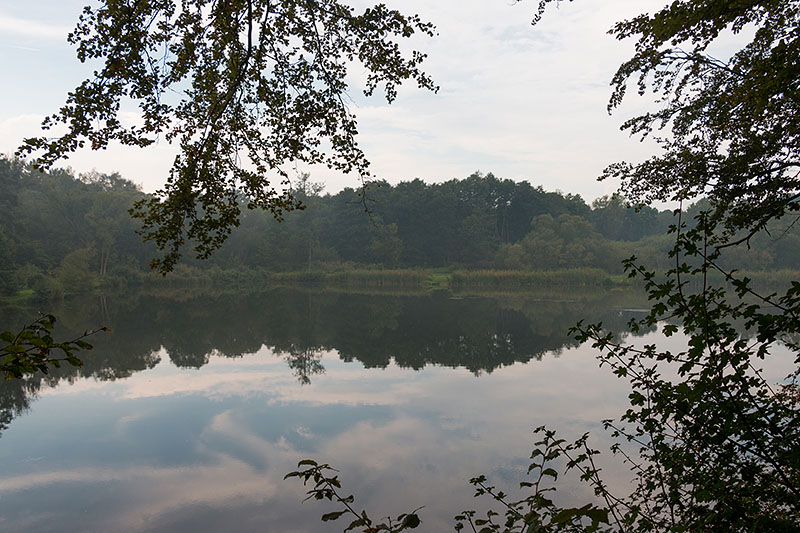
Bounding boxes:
0 287 787 532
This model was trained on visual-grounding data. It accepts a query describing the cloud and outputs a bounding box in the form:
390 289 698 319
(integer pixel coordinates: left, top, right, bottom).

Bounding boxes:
304 0 670 197
7 44 41 52
0 113 177 193
0 12 71 40
0 114 45 157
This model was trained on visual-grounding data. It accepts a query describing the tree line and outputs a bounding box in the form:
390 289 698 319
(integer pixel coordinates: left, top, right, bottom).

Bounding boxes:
3 156 799 300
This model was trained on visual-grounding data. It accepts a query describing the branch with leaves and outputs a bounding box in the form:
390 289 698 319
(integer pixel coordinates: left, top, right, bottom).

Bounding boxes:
1 314 108 379
285 460 423 533
20 0 438 273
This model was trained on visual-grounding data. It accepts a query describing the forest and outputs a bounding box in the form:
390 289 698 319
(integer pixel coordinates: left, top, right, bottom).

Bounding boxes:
2 155 798 300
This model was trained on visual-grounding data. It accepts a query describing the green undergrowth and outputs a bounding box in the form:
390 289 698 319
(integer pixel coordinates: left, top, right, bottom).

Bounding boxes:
5 266 797 306
450 268 622 289
269 269 428 287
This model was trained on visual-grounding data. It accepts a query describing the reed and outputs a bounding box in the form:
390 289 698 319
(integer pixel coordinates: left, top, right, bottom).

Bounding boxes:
707 269 800 289
270 269 427 287
449 268 616 289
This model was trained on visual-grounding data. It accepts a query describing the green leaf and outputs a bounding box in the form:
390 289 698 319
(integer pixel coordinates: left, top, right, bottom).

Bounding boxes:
541 468 558 480
321 510 347 522
400 513 421 528
344 517 367 531
550 508 580 524
584 508 609 524
3 345 27 354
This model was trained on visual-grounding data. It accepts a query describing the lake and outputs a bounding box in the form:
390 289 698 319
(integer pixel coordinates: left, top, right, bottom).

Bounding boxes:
0 287 789 531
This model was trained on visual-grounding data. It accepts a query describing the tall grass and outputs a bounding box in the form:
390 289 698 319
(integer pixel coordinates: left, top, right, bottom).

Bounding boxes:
269 269 427 287
449 268 617 289
704 269 800 290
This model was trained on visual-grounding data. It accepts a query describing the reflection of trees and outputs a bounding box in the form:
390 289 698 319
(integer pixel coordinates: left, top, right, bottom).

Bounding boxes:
332 298 571 373
283 346 325 385
0 288 649 433
263 290 329 384
0 378 36 435
0 298 163 435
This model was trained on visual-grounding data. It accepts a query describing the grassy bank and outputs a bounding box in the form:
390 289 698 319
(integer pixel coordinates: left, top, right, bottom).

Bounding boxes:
268 269 428 288
713 268 800 289
5 265 799 305
269 268 627 290
449 268 623 289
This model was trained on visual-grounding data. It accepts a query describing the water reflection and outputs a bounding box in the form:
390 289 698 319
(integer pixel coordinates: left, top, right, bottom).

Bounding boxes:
0 288 656 532
283 345 326 385
0 289 651 433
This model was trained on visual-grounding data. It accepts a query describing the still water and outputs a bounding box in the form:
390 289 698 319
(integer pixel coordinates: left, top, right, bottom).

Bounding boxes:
0 287 767 532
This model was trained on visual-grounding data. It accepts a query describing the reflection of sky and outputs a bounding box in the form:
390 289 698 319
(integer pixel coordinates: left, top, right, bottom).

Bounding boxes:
0 335 794 532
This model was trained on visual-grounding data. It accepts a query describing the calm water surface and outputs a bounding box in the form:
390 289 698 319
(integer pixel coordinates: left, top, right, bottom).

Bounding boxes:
0 288 786 532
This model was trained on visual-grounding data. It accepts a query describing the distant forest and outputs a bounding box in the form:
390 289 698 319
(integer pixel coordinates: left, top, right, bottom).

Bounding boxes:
1 156 798 298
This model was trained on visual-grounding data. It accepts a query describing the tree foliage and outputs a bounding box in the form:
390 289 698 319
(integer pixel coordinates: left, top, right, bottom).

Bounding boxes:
532 0 800 235
286 460 423 532
0 314 106 379
0 159 152 299
601 0 800 238
19 0 437 273
287 1 800 531
566 225 800 531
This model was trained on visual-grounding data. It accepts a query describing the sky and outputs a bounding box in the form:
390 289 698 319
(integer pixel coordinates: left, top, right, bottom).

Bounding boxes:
0 0 668 201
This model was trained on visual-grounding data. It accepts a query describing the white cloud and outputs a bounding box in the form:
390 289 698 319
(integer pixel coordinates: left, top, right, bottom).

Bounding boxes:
0 12 70 40
0 113 177 192
304 0 670 197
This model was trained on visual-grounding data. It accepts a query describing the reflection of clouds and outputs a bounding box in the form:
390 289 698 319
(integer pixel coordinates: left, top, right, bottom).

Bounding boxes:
0 401 334 530
295 425 315 439
9 326 792 532
112 413 148 437
39 340 633 435
200 410 279 472
38 347 443 406
319 416 433 471
3 341 632 531
0 458 288 531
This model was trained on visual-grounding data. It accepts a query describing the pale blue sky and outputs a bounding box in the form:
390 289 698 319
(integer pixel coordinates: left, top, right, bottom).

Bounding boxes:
0 0 667 199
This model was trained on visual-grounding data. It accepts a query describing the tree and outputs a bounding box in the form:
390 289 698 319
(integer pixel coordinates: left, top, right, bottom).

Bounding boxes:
289 1 800 531
526 0 800 238
590 194 663 242
465 1 800 529
599 0 800 239
19 0 437 273
0 227 17 296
